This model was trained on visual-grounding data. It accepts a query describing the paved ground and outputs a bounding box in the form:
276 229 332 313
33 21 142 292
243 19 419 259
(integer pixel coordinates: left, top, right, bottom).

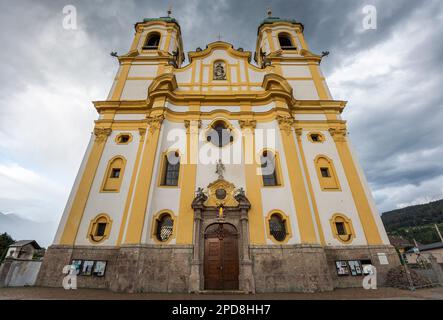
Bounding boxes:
0 286 443 300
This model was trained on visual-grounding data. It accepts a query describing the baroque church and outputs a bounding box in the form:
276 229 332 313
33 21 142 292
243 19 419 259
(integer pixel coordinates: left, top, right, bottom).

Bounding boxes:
37 12 399 293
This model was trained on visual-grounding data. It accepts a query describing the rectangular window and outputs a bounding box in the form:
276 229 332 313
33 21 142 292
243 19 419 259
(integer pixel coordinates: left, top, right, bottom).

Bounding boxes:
335 222 347 236
163 158 180 186
261 156 279 187
96 223 107 237
111 168 121 178
320 167 330 178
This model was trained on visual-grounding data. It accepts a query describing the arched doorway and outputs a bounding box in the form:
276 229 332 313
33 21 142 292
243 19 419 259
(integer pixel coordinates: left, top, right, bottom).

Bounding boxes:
204 223 239 290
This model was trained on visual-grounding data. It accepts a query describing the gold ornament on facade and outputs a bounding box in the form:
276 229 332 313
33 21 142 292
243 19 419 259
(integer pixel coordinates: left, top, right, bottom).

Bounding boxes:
94 128 112 143
204 179 239 208
184 119 202 134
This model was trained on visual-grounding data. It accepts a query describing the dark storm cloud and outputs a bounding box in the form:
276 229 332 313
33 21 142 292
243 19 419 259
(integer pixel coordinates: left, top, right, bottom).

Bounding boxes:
0 0 442 240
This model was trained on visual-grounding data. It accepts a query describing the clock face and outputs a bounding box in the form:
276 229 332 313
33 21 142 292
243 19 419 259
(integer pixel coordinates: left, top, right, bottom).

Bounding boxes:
215 188 227 200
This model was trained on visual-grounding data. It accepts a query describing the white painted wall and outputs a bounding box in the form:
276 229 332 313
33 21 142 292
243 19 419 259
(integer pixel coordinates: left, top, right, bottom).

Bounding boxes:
75 130 140 246
300 129 368 246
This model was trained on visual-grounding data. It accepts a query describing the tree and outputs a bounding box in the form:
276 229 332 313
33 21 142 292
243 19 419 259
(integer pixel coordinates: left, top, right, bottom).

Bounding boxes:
0 232 15 262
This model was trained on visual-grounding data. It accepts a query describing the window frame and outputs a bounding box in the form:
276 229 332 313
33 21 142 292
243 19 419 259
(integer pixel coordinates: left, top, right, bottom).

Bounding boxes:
115 133 133 145
100 156 127 193
143 32 161 50
315 155 341 191
158 150 181 188
151 210 176 244
330 214 355 244
204 119 236 148
87 214 113 244
278 33 297 51
260 149 284 188
265 210 292 244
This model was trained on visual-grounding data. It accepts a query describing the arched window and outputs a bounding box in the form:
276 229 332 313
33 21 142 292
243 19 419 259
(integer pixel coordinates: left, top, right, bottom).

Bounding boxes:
101 156 126 192
143 32 161 49
278 33 296 50
155 213 174 242
315 156 341 191
88 214 112 243
206 120 234 147
330 214 355 243
261 150 280 187
160 151 180 186
269 213 287 242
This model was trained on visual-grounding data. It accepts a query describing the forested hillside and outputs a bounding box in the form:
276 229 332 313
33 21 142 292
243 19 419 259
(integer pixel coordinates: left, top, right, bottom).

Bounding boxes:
382 199 443 245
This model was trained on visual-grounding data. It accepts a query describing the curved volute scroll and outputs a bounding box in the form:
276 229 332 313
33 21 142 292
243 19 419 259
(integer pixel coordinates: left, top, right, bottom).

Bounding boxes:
261 73 296 106
147 73 178 97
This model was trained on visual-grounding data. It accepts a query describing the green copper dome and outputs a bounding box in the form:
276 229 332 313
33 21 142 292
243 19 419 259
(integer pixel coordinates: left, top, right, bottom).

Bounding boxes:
258 16 304 33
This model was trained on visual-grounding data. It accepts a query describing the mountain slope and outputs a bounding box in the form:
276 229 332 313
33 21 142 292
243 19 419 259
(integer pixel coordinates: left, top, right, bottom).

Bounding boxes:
0 212 56 247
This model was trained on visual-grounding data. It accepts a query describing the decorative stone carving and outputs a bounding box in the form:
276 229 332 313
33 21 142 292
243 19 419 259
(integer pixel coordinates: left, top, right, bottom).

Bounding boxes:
204 179 239 208
276 115 294 135
213 61 226 80
239 119 257 130
328 127 347 142
146 115 164 134
184 120 202 134
294 128 303 141
94 128 112 143
138 128 147 141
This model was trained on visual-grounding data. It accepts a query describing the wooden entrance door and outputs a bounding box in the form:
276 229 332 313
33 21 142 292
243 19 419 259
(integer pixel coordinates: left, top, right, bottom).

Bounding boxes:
204 224 239 290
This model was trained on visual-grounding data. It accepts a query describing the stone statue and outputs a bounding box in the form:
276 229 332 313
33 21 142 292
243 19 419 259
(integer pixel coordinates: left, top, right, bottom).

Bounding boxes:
214 62 226 80
215 159 225 180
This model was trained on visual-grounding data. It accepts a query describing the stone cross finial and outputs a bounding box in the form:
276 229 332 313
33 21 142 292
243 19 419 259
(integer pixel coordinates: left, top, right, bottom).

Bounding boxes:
215 159 225 180
267 8 272 17
167 5 172 17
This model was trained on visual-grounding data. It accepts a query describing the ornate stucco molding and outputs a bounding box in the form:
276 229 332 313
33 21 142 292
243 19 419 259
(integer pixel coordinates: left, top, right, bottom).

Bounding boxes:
138 128 147 142
184 119 202 134
238 119 257 130
276 115 294 135
328 128 347 142
146 114 165 134
94 128 112 143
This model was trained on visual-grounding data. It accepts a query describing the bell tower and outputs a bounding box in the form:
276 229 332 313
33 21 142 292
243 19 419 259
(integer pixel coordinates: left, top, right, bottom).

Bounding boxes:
255 11 332 100
107 12 184 101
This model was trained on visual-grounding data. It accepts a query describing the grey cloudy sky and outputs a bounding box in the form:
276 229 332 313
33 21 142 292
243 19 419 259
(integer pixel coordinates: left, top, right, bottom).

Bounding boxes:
0 0 442 246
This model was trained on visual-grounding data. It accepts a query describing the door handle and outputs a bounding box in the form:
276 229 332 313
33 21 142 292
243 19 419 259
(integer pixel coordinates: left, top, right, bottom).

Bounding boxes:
219 265 223 270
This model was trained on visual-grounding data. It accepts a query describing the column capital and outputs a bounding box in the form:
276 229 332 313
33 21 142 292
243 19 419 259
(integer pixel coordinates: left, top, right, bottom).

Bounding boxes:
328 127 347 142
138 127 147 141
239 119 257 130
184 120 202 134
146 114 164 134
93 127 112 143
276 115 294 135
294 128 303 141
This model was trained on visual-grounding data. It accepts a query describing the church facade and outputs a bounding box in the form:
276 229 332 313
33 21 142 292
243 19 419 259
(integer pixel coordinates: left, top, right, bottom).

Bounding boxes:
37 14 399 293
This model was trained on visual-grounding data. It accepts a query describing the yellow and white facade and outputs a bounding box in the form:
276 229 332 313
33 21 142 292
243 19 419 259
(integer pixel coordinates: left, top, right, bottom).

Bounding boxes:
38 15 399 293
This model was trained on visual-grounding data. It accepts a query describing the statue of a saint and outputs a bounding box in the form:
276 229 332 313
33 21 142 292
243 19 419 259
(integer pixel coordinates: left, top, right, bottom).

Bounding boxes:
215 159 225 180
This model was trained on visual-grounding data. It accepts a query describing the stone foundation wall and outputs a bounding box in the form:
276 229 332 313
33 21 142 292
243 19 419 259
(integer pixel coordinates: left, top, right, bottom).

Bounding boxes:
36 244 193 293
110 245 193 293
250 245 334 293
324 245 400 288
37 244 400 293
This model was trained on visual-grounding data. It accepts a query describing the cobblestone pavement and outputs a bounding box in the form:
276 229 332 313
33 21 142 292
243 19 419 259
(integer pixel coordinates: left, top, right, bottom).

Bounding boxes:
0 286 443 300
